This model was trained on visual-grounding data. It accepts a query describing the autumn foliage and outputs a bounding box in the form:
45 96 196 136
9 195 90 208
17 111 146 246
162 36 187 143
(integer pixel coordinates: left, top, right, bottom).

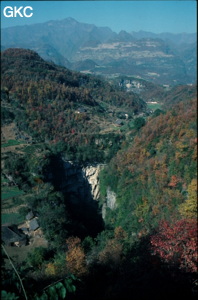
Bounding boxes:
179 179 197 218
66 237 87 276
150 218 198 273
100 97 197 241
45 262 58 276
168 175 180 188
98 227 127 266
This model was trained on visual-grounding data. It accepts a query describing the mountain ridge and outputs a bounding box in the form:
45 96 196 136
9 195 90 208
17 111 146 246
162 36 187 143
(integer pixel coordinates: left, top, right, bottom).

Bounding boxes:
1 17 196 85
130 30 196 44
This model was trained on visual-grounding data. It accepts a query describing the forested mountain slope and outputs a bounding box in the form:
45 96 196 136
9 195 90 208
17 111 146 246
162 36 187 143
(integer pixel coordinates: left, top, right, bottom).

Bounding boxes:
80 95 197 300
1 48 146 162
100 96 197 235
161 84 197 109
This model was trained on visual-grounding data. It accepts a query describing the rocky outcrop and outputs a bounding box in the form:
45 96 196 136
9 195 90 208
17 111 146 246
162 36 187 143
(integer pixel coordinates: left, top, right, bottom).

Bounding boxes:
83 164 104 200
45 158 105 235
59 160 105 235
106 187 117 209
59 160 104 202
102 187 117 219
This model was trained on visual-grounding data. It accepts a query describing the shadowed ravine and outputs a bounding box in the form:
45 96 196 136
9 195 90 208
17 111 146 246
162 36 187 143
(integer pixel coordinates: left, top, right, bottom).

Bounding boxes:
44 155 104 238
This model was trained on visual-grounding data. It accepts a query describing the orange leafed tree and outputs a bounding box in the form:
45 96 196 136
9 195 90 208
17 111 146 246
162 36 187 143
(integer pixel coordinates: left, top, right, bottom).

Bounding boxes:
66 237 87 276
168 175 180 188
114 226 127 241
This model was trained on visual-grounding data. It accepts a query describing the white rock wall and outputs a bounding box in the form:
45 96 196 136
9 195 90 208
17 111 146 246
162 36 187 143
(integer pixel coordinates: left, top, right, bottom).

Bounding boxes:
83 164 104 200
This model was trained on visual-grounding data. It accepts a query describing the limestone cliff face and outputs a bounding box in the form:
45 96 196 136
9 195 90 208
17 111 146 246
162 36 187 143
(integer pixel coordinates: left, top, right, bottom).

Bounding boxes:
83 164 104 200
106 187 117 209
48 159 105 236
60 160 104 203
102 187 117 219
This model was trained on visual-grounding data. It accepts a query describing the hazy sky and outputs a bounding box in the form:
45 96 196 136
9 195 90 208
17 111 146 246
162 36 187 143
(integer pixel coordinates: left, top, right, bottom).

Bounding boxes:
1 1 197 34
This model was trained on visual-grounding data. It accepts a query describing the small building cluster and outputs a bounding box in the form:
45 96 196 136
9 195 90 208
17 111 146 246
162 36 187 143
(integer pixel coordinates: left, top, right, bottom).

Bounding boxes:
1 224 27 247
1 211 41 247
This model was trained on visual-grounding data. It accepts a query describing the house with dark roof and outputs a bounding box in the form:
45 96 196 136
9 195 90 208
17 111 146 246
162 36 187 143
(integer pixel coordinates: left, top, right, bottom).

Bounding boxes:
25 211 40 234
1 225 27 246
29 218 39 231
26 211 34 221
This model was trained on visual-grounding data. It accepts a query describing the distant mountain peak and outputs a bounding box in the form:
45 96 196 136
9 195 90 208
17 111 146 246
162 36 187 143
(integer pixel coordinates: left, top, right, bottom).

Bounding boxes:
1 19 196 85
65 17 78 22
118 30 136 40
46 17 79 24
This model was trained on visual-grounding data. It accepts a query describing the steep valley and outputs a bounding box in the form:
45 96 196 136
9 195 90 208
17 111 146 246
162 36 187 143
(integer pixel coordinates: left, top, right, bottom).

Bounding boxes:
1 46 197 300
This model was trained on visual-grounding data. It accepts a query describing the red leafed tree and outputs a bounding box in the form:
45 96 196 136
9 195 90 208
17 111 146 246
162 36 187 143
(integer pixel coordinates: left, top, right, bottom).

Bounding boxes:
150 219 197 273
168 175 180 188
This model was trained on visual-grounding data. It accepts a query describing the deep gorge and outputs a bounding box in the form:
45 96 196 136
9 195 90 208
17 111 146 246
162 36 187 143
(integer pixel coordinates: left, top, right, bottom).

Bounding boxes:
44 155 105 238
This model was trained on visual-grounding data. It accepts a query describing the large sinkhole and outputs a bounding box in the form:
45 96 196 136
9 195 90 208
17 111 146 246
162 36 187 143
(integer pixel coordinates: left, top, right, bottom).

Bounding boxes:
43 155 104 239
